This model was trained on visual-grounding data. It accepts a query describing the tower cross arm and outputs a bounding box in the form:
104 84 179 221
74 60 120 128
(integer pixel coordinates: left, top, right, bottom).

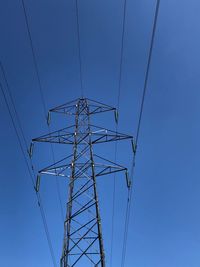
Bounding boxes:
31 124 134 146
49 98 116 116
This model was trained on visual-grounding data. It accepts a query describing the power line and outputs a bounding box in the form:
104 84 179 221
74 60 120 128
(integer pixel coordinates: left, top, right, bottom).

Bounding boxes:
121 1 161 266
75 0 84 96
0 79 35 187
135 0 160 144
117 0 128 110
110 0 128 266
21 0 47 116
0 62 28 149
0 79 57 267
121 157 135 267
20 0 65 221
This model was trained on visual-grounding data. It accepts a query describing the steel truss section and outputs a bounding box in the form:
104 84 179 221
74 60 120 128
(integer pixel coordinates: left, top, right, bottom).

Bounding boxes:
49 98 116 115
32 98 134 267
38 154 127 178
32 124 133 145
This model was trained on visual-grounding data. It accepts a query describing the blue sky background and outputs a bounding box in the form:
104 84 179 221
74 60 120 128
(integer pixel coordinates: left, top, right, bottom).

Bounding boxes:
1 0 200 266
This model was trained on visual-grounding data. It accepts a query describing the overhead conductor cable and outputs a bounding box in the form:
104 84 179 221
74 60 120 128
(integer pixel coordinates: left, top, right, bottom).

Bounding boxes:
121 1 161 266
21 0 65 221
110 0 128 266
0 77 57 267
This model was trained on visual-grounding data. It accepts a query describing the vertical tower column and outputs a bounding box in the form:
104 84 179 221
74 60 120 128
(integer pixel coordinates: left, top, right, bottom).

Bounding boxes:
61 99 105 266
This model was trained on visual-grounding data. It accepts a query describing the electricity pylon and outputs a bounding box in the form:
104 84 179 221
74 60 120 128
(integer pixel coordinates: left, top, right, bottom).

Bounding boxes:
32 98 134 267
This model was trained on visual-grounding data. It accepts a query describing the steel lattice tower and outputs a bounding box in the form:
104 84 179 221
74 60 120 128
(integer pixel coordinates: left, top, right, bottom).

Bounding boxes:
32 98 133 267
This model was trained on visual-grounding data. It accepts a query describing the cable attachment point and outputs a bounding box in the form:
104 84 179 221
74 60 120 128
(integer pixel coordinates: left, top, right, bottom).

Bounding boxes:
35 174 41 192
114 109 119 124
131 139 137 155
28 142 34 158
125 170 131 189
47 111 51 126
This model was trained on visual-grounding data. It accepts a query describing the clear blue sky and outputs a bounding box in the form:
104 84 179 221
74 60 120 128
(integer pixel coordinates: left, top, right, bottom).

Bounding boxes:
1 0 200 267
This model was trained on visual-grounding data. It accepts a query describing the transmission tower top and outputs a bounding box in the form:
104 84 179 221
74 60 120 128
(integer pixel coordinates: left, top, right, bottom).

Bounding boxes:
31 97 134 267
48 98 116 116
